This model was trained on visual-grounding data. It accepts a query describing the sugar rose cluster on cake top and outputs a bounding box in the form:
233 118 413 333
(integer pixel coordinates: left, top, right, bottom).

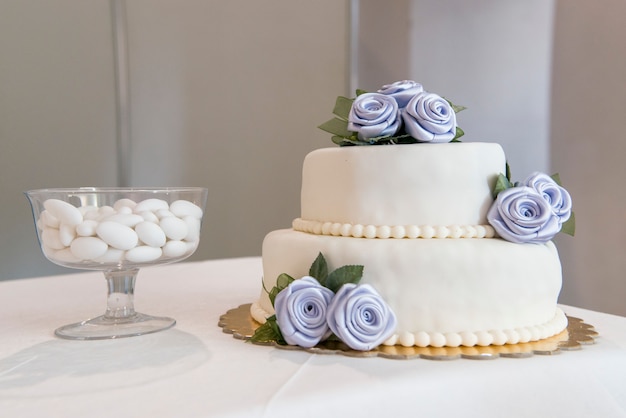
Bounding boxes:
319 80 466 146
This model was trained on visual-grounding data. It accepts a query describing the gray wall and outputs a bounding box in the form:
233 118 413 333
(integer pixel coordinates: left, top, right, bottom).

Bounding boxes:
358 0 554 176
551 0 626 317
1 1 118 278
0 0 349 280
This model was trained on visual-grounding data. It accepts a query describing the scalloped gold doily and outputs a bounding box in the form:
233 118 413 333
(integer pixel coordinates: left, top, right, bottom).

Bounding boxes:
218 303 597 360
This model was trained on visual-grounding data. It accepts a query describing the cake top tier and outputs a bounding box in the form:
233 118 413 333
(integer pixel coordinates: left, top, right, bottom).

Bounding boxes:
300 142 506 228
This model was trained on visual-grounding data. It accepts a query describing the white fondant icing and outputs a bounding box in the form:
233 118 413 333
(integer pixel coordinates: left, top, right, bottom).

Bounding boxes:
300 143 506 227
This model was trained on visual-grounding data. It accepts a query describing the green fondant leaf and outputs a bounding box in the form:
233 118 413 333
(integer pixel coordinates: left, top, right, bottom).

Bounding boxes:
493 173 513 198
444 97 467 113
267 317 286 345
355 88 368 96
268 273 294 306
453 126 465 141
249 315 285 345
325 265 364 293
276 273 294 291
332 136 350 146
367 134 393 144
248 322 274 343
333 96 354 120
551 172 563 186
550 173 576 235
561 211 576 236
318 118 352 138
336 137 370 147
390 134 416 144
505 162 512 183
309 252 329 285
268 287 280 307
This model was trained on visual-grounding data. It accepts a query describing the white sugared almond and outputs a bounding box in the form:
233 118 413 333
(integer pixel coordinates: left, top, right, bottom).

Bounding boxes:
96 221 139 251
36 197 202 264
43 199 83 226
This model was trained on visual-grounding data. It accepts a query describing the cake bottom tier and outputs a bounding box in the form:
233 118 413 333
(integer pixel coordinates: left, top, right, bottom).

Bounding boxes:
251 229 567 348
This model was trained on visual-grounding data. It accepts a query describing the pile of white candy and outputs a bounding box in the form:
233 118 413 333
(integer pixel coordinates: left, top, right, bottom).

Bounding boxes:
36 198 203 264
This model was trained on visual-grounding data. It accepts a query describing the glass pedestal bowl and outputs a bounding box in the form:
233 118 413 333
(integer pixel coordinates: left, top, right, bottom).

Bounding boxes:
25 187 208 340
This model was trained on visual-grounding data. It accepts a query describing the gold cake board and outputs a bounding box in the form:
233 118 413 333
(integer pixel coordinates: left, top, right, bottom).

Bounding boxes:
218 303 597 360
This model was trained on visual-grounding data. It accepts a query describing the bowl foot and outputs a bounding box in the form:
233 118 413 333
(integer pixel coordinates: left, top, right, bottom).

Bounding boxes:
54 312 176 340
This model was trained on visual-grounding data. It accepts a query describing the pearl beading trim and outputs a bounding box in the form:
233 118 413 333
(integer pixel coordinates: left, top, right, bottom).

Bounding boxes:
292 218 496 239
381 309 568 348
250 302 568 348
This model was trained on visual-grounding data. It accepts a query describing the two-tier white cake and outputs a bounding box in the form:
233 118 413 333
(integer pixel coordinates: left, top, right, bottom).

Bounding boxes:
251 142 567 348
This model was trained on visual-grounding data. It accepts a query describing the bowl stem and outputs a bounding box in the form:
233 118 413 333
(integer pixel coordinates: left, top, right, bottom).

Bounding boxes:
104 269 138 319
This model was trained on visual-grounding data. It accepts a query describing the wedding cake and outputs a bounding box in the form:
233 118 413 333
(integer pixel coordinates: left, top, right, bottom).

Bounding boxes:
250 81 573 350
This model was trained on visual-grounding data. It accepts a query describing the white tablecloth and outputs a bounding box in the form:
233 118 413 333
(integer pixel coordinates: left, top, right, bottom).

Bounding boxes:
1 257 625 417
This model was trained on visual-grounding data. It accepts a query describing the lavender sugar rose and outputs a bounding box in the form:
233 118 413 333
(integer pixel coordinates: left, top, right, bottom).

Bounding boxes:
326 283 397 351
402 92 457 143
274 276 334 348
377 80 424 108
347 93 401 141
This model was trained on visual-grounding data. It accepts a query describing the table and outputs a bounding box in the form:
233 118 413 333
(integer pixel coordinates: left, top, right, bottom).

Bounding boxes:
1 257 625 417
